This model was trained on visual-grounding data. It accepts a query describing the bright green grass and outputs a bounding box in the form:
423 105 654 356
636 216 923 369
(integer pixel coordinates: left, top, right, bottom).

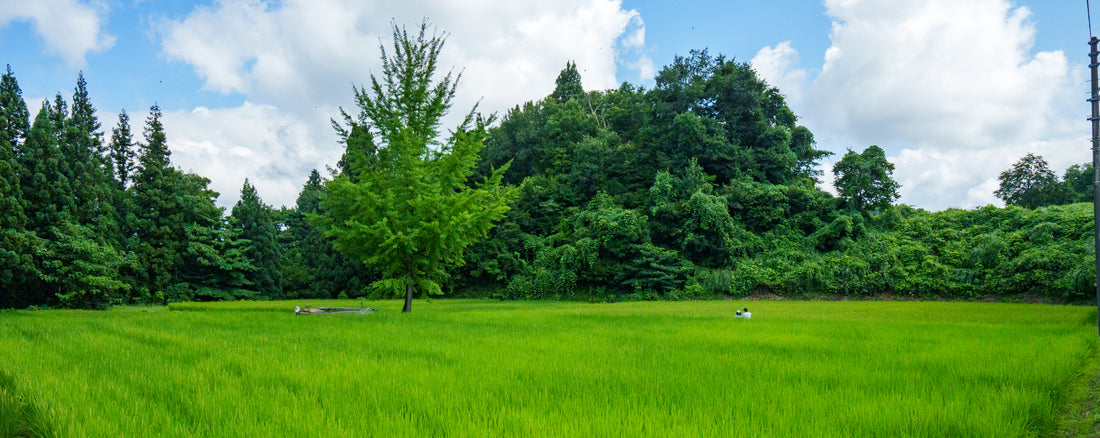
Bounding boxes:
0 300 1095 437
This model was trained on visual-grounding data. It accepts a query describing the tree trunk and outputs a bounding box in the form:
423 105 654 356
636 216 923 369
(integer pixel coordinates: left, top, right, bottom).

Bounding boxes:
403 282 414 313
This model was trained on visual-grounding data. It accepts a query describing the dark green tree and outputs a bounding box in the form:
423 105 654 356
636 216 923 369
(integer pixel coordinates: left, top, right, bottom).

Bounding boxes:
109 110 136 190
281 170 370 298
508 192 687 298
320 21 518 312
132 104 181 300
648 160 740 268
832 145 900 212
0 65 30 149
0 66 37 307
175 172 256 301
231 179 282 298
20 102 75 234
550 61 584 103
41 221 129 309
647 50 828 186
14 102 73 306
1061 162 1093 204
66 73 121 246
107 110 138 259
995 153 1070 209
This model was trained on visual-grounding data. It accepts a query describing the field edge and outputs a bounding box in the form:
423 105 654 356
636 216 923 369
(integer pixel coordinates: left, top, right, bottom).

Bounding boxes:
1056 339 1100 438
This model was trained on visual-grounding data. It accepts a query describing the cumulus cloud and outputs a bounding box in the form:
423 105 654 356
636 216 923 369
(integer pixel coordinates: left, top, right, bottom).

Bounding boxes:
155 0 649 207
750 41 807 102
0 0 115 66
159 102 341 208
751 0 1083 210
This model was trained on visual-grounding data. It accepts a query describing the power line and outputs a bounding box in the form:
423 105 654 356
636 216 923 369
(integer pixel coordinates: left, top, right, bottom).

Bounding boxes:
1090 0 1095 38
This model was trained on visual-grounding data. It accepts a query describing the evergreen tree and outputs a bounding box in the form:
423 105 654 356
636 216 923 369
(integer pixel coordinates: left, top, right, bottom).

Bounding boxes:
132 104 181 299
320 21 518 312
282 171 324 296
15 103 70 306
174 172 257 301
231 179 282 298
20 102 75 234
550 61 584 103
108 110 136 190
108 111 138 255
41 221 129 309
283 169 370 298
0 65 30 149
0 67 37 307
66 73 121 245
15 93 124 308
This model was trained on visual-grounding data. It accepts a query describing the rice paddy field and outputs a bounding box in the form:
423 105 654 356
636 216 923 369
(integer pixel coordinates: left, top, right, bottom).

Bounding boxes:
0 299 1097 437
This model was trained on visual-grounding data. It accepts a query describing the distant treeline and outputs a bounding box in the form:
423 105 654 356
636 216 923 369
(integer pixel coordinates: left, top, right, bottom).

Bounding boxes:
0 50 1094 309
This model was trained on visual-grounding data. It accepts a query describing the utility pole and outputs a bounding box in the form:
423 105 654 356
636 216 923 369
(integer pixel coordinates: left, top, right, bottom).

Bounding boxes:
1090 36 1100 337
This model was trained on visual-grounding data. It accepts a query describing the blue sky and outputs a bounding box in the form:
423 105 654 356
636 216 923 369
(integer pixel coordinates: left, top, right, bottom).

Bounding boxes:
0 0 1091 210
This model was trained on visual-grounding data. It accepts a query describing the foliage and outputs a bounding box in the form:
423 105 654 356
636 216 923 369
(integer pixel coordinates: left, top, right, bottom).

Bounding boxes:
648 161 741 268
832 145 900 212
280 170 372 299
41 221 129 309
995 153 1070 209
230 179 282 298
1062 162 1093 204
108 110 136 190
319 21 518 312
550 61 585 103
2 40 1100 308
0 66 37 309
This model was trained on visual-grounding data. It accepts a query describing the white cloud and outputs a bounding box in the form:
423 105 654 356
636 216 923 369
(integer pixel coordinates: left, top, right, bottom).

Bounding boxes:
155 0 649 207
750 41 807 102
159 102 341 208
158 0 648 112
753 0 1084 211
0 0 115 66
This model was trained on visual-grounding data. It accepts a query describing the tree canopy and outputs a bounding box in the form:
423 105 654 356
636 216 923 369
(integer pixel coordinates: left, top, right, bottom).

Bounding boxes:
995 153 1070 209
832 145 900 213
319 21 518 312
1 29 1096 310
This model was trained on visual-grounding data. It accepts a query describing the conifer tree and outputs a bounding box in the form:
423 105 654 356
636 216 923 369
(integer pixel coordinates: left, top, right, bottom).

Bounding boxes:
284 169 368 298
0 67 36 307
174 171 256 301
109 110 136 190
41 221 129 309
0 65 30 149
66 73 121 244
106 110 139 265
20 102 75 233
132 104 180 299
551 61 585 103
17 94 124 308
231 179 282 298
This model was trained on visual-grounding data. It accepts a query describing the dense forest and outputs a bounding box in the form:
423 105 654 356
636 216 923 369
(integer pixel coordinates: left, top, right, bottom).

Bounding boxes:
0 47 1096 310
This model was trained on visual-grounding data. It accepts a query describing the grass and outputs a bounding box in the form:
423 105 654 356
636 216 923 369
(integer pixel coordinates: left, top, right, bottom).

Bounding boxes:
1057 343 1100 437
0 299 1096 437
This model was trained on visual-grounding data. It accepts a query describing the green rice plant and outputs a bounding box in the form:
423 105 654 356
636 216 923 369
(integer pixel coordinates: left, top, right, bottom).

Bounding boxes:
0 300 1095 437
0 371 55 438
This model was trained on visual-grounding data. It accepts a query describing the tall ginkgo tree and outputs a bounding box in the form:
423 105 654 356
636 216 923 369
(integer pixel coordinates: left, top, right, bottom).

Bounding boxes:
318 21 517 312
